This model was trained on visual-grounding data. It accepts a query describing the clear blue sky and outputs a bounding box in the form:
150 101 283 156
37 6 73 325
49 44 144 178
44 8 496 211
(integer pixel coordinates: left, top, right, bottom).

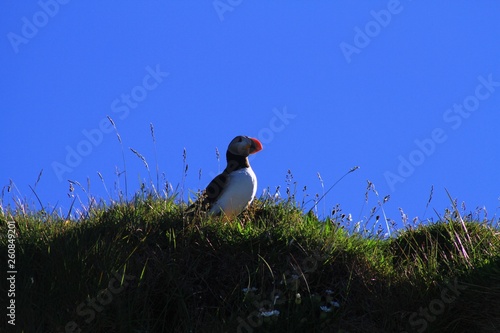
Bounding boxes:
2 1 500 232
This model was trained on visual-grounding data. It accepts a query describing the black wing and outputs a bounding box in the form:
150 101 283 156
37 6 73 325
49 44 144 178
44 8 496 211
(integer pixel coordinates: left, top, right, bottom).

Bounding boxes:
200 172 228 209
186 172 228 214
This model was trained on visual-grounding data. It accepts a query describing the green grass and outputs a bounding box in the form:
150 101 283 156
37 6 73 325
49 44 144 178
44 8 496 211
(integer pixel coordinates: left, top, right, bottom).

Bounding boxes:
1 192 499 333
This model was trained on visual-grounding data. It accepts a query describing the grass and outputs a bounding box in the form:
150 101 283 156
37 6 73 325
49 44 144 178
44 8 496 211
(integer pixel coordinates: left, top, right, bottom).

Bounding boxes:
1 189 499 333
1 123 499 332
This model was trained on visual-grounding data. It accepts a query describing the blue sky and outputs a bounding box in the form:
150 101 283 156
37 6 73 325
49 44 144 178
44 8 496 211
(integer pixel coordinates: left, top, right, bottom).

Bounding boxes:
2 1 500 231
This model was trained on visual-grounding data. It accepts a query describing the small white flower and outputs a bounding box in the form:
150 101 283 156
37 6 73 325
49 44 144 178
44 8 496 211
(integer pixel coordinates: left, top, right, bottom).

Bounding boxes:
260 309 280 317
330 301 340 308
320 305 332 313
242 287 257 293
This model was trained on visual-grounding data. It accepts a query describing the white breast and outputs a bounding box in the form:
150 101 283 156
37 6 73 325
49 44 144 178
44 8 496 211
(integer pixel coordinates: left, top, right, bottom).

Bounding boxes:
209 167 257 217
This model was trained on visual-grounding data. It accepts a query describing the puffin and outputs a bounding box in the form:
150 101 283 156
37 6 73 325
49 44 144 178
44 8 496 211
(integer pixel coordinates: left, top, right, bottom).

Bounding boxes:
190 135 263 217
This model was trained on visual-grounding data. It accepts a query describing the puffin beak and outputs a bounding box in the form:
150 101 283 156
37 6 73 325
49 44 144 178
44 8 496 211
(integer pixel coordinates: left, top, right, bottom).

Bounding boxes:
248 137 263 154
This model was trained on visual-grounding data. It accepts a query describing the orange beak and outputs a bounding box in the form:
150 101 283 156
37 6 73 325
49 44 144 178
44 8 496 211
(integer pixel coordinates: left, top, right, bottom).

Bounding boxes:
249 137 263 154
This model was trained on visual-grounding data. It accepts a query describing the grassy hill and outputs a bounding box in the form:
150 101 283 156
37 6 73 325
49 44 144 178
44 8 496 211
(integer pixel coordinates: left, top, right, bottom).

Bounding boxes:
1 194 499 333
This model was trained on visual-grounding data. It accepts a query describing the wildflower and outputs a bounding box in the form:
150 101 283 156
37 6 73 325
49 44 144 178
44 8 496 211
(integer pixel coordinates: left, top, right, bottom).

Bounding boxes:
260 309 280 317
320 305 332 313
295 293 302 304
242 287 257 294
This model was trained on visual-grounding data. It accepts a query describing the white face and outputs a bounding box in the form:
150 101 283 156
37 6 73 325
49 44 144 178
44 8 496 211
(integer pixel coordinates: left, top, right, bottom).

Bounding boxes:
227 136 262 157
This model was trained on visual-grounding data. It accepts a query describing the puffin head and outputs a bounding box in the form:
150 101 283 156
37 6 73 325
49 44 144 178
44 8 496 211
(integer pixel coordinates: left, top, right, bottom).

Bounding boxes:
227 135 263 157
